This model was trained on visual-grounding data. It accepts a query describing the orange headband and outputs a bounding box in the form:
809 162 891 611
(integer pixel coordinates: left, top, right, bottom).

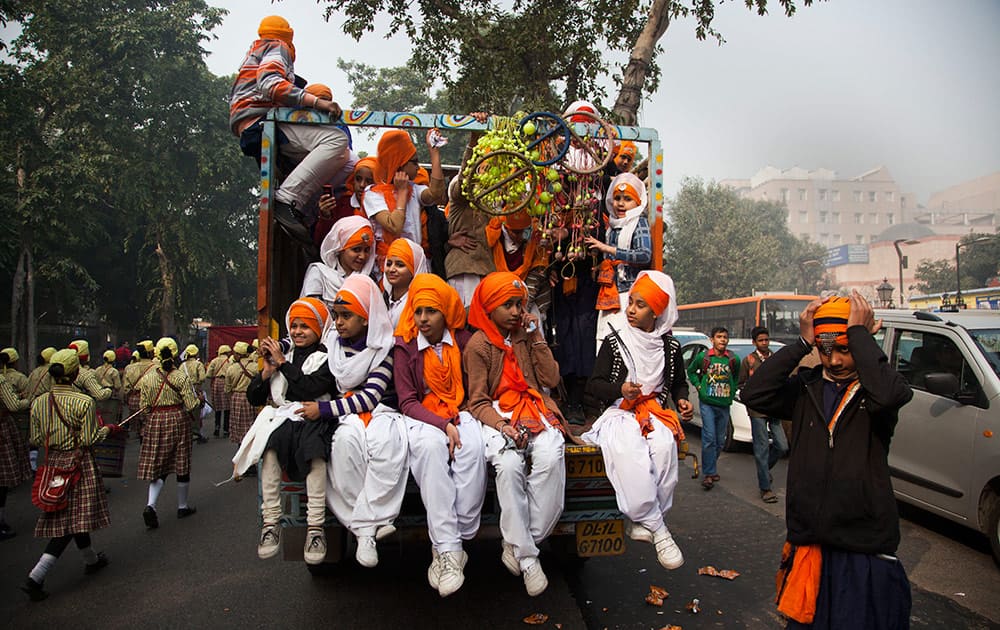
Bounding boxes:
504 209 532 230
468 272 527 350
613 182 641 204
386 238 416 273
631 274 670 316
616 141 637 159
334 276 371 320
342 226 374 251
813 297 851 350
395 274 466 342
288 297 329 339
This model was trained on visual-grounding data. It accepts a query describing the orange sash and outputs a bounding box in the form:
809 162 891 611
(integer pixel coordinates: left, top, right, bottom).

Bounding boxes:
421 342 464 421
775 542 822 624
595 259 620 311
495 351 559 435
344 390 373 427
619 394 684 441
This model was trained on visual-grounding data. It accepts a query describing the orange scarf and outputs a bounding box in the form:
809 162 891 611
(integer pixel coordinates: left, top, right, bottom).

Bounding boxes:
619 394 684 441
595 259 620 311
775 542 822 624
485 218 543 280
496 351 554 435
422 343 464 421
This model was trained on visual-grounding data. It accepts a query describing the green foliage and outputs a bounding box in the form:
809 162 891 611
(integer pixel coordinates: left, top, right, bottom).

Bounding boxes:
663 178 827 303
913 230 1000 294
0 1 257 341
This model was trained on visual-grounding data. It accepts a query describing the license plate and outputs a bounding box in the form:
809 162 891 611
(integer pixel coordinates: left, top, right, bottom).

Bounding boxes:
566 454 606 478
575 519 625 557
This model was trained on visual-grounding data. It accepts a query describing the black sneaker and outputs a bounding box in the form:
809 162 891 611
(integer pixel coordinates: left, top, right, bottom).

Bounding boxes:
20 577 47 602
84 552 109 575
177 506 197 519
273 200 314 246
143 505 159 529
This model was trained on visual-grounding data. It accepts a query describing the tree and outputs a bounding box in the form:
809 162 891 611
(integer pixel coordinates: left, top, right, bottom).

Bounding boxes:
663 178 827 303
319 0 814 122
913 231 1000 295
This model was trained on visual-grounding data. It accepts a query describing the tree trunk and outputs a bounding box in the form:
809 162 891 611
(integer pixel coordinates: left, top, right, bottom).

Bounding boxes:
155 239 177 336
612 0 673 125
10 246 26 349
25 246 35 369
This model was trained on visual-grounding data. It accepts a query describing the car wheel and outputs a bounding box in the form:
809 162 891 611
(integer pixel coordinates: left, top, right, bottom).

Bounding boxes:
722 420 736 452
984 490 1000 569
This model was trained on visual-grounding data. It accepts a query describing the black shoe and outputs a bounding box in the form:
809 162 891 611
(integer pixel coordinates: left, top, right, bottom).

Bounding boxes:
20 577 48 602
566 404 587 426
273 200 314 246
196 436 208 444
213 429 220 437
143 505 159 529
177 506 197 519
84 552 109 575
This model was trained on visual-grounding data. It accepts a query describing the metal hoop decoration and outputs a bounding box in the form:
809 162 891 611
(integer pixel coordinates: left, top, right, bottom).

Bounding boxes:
560 110 616 175
518 112 571 167
467 150 539 216
560 260 576 280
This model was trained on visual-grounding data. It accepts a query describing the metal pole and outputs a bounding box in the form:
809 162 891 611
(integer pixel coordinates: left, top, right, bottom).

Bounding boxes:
955 242 962 308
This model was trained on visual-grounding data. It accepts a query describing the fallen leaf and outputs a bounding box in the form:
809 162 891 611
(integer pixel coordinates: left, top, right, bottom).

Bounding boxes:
698 566 740 580
649 585 668 599
645 593 664 607
659 626 683 630
523 613 549 625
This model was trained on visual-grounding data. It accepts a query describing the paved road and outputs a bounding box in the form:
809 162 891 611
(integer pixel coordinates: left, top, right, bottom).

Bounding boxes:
1 432 996 629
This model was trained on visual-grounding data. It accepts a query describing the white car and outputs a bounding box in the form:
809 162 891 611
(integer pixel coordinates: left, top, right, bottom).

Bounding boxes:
680 338 784 451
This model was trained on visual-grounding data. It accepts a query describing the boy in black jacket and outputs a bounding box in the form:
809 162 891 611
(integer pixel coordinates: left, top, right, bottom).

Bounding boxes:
740 291 913 629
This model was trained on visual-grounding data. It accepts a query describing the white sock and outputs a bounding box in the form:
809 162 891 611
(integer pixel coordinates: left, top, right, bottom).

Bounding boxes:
177 482 190 509
147 479 164 508
80 546 98 564
29 553 58 583
29 449 38 471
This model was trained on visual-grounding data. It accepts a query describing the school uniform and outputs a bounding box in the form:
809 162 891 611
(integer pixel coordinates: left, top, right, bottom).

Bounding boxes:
136 367 200 481
0 375 31 489
225 356 258 444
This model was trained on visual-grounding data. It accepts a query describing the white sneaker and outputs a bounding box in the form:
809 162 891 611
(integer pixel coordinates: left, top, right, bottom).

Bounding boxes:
356 535 378 568
436 550 468 597
522 559 548 596
257 523 281 560
653 527 684 570
303 529 327 565
629 522 653 543
375 524 396 541
501 541 520 576
427 549 441 590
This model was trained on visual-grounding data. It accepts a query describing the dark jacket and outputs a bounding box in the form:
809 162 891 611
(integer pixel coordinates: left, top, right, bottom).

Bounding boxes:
246 343 335 407
585 333 688 412
740 326 913 555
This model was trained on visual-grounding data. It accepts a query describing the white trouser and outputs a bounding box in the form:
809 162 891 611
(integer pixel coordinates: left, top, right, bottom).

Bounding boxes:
274 123 349 207
406 412 487 553
447 274 483 308
326 408 408 537
483 414 565 569
260 449 327 527
582 408 678 532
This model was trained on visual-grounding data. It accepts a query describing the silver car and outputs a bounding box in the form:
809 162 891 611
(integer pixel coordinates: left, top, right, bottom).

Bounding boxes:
872 309 1000 565
680 337 785 451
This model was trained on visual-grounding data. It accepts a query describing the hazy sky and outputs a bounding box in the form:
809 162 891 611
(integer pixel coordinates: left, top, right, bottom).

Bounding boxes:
202 1 999 205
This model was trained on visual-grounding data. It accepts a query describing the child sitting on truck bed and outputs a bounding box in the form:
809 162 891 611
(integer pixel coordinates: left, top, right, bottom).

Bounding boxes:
300 215 377 309
394 274 486 597
463 271 573 597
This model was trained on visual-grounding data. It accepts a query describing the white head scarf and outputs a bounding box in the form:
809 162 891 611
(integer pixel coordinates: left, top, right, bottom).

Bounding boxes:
617 270 679 396
325 274 393 393
300 215 377 304
383 237 430 327
606 172 648 282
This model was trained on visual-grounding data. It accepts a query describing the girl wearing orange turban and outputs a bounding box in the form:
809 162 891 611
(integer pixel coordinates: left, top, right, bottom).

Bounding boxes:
582 270 690 572
301 215 376 308
234 297 336 566
383 237 430 327
363 129 448 269
391 273 485 597
463 271 571 597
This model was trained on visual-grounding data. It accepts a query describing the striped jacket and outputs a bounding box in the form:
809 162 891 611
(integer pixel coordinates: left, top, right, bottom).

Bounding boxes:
30 385 104 450
228 38 307 135
139 368 200 412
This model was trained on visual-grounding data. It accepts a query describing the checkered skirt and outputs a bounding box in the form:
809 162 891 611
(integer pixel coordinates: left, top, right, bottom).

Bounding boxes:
228 393 255 444
210 376 230 411
137 405 192 480
34 448 111 537
0 414 31 487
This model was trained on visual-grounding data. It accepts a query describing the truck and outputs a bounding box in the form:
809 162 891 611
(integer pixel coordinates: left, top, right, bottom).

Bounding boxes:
250 107 693 569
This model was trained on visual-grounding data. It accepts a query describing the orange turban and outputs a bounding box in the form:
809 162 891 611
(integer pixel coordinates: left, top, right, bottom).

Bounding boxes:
386 238 417 273
414 166 430 186
258 16 295 59
630 274 670 316
287 297 329 339
813 297 851 352
616 140 637 159
394 274 466 342
343 225 374 251
304 83 332 101
374 130 417 185
612 181 641 204
468 272 528 350
334 275 371 320
504 209 532 230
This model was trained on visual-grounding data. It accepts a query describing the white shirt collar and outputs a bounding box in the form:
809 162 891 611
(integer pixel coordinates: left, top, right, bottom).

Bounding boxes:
417 328 454 352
